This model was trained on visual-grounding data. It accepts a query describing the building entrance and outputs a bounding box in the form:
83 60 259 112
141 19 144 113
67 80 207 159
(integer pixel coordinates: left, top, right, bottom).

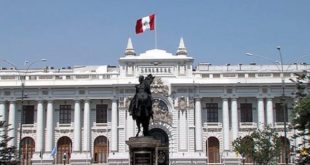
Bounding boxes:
149 128 169 165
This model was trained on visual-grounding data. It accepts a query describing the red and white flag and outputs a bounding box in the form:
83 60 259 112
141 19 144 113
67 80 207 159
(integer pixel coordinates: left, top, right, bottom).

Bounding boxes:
135 14 155 34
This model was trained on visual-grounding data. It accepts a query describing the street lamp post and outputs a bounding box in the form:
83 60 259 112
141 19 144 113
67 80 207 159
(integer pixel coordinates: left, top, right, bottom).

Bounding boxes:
1 59 46 162
276 46 289 165
245 47 289 164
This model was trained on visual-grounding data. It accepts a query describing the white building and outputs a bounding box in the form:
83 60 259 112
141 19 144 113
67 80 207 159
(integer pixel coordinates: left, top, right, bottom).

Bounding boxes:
0 38 308 165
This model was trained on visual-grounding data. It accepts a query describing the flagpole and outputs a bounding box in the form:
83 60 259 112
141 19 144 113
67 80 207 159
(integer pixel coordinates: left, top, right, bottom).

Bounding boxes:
154 14 157 49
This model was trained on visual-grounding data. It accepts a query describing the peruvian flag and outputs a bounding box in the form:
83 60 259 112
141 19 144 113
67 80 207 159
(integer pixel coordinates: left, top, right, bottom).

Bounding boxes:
135 14 155 34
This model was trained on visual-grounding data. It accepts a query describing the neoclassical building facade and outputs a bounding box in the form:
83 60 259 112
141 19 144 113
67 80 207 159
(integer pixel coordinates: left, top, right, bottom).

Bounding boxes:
0 38 308 165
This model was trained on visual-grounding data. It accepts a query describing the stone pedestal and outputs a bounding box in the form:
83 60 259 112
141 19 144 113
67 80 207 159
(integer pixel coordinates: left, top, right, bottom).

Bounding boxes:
126 136 161 165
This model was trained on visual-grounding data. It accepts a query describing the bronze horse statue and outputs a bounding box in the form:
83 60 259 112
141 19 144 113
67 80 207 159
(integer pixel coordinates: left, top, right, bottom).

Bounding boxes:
128 74 155 137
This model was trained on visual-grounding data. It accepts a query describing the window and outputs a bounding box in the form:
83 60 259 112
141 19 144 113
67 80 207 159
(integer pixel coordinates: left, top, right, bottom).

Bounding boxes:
283 73 291 77
55 75 62 80
213 74 220 78
76 75 89 79
257 73 272 77
1 76 16 80
273 73 280 77
59 105 71 124
240 103 253 122
23 105 34 124
206 103 218 122
65 75 71 80
275 103 288 122
238 73 245 78
202 74 209 78
248 73 256 77
38 75 53 79
96 104 107 123
223 73 236 77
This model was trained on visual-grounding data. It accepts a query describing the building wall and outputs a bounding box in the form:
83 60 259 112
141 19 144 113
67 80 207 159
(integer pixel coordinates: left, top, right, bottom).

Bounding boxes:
1 48 308 164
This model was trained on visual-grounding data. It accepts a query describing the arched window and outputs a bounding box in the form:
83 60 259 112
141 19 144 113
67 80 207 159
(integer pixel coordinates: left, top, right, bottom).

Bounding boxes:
279 137 290 164
93 136 109 163
21 137 35 165
207 137 220 163
57 136 72 164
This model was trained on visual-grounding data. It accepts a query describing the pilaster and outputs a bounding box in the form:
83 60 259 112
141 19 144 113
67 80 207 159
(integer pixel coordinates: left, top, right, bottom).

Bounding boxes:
126 99 135 145
178 96 188 152
194 97 203 152
111 98 118 152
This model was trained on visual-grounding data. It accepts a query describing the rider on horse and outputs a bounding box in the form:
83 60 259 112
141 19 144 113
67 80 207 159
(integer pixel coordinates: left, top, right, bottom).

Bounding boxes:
128 74 155 136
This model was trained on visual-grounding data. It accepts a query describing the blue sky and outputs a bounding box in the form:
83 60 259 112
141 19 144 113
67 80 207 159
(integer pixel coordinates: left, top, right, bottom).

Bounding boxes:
0 0 310 68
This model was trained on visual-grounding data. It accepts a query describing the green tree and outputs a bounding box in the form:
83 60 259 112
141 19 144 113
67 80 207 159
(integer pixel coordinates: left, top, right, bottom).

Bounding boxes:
233 126 282 165
0 117 19 165
291 71 310 164
293 95 310 130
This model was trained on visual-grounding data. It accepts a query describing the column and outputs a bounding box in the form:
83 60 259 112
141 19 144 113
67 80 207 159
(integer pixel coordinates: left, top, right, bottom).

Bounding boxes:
257 98 265 129
111 99 118 152
83 100 90 152
222 98 230 150
73 100 81 152
45 100 54 152
35 101 44 152
231 98 238 141
0 102 6 121
266 98 274 126
195 97 203 151
0 102 6 142
8 101 16 147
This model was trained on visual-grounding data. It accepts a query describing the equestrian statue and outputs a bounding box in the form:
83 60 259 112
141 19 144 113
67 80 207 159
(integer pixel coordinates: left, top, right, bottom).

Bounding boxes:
128 74 155 137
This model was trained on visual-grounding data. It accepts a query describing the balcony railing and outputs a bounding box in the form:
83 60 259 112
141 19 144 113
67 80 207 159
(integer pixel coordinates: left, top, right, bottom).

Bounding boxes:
93 122 108 127
22 123 35 128
56 122 73 128
239 122 257 129
203 122 222 132
274 122 291 129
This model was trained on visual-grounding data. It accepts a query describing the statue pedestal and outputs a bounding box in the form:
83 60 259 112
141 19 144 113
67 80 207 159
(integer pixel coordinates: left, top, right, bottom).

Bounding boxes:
126 136 161 165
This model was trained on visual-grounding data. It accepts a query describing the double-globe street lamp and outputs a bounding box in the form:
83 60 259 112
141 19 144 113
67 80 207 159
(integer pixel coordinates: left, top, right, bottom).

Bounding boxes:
245 47 304 165
1 59 47 162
